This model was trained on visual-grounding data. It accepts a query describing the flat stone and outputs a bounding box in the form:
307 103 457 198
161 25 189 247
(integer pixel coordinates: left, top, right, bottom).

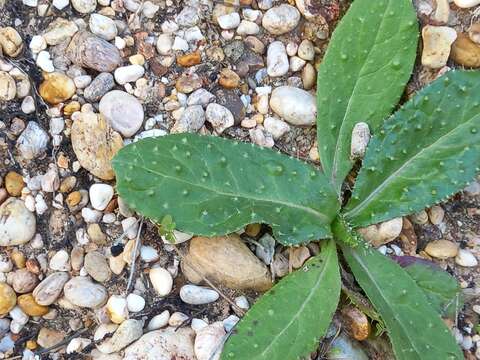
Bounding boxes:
84 72 115 102
63 276 108 308
84 251 111 282
89 13 117 41
97 319 144 354
425 240 459 259
421 26 457 69
180 285 219 305
33 272 70 305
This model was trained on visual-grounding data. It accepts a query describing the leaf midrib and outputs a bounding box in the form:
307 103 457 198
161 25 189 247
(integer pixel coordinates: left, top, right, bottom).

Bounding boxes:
329 0 393 191
344 112 480 221
260 241 337 358
117 160 332 223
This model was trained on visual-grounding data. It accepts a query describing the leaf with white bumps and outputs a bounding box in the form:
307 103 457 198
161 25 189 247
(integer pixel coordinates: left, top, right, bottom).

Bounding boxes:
113 134 340 245
316 0 418 194
344 71 480 227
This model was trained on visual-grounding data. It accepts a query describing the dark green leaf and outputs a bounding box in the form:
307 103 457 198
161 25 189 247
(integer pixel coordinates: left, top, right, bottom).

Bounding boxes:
113 134 340 245
342 245 463 360
222 240 341 360
316 0 418 193
344 71 480 227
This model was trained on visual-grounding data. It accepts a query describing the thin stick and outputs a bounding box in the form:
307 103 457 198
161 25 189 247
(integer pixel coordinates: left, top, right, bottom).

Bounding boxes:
171 244 245 316
33 328 89 356
126 218 144 293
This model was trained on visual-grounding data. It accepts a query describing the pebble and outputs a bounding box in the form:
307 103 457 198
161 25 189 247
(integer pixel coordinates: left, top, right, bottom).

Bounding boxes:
455 249 478 267
52 0 69 9
176 6 199 27
451 32 480 68
237 20 260 36
140 245 159 262
63 276 108 308
29 35 46 53
124 327 195 360
33 272 69 305
270 86 316 126
71 0 97 13
99 90 144 137
182 235 272 291
39 72 76 105
66 337 91 354
97 319 144 354
74 74 92 89
264 116 290 139
49 250 70 271
180 285 219 305
0 283 16 315
454 0 480 8
358 218 403 247
194 322 226 360
43 18 79 46
149 267 173 296
205 103 234 133
425 240 459 259
114 65 145 85
17 294 48 316
84 72 115 102
421 26 457 69
298 39 315 61
223 315 239 332
5 171 24 196
67 31 122 72
188 88 216 106
156 34 173 55
177 51 202 67
89 183 114 211
191 318 208 332
106 295 128 324
89 13 117 41
235 295 249 310
218 13 241 30
262 5 300 35
267 41 289 77
0 71 16 101
0 27 23 57
16 121 49 161
71 111 123 180
126 293 145 312
147 310 170 331
11 269 37 293
37 328 65 349
0 199 36 246
21 96 35 114
171 105 205 133
351 122 371 159
85 251 111 282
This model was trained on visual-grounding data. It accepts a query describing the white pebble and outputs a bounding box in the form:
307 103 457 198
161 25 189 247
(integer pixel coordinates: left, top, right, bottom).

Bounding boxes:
455 249 478 267
36 51 54 73
149 267 173 296
454 0 480 8
114 65 145 85
147 310 170 331
267 41 289 77
126 293 145 312
218 13 240 30
29 36 47 54
191 318 209 332
140 245 159 262
89 183 114 211
180 284 219 305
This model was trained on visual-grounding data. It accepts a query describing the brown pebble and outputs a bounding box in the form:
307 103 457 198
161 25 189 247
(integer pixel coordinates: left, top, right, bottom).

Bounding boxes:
104 197 118 213
0 27 23 57
59 176 77 193
245 223 261 237
63 101 81 116
26 258 41 275
149 57 169 77
18 293 49 316
342 306 371 341
5 171 24 197
39 72 76 105
11 249 26 268
0 282 16 315
26 340 37 350
177 51 202 67
218 68 240 89
66 191 82 207
451 32 480 68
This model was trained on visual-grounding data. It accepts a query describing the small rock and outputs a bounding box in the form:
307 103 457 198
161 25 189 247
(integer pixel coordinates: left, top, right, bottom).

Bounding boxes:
182 235 272 291
37 328 65 349
351 122 370 160
33 272 69 305
451 32 480 68
11 269 37 293
114 65 145 85
0 27 23 57
97 319 143 354
455 249 478 267
29 35 47 53
237 20 260 35
124 327 195 360
425 240 459 259
302 63 316 90
454 0 480 8
177 51 202 67
218 68 240 89
0 198 36 246
63 276 108 308
176 72 203 93
89 183 114 211
17 294 48 316
249 127 275 148
290 246 311 269
71 111 123 180
180 285 219 305
0 71 16 101
43 18 79 46
264 116 290 139
5 171 24 197
156 34 173 55
428 205 445 225
16 122 49 161
85 251 111 282
194 322 226 360
66 337 91 354
49 250 70 271
205 103 234 133
126 293 145 312
21 96 35 114
267 41 289 77
149 267 173 296
99 90 144 137
106 295 128 324
0 283 16 315
147 310 170 331
140 245 159 262
176 6 199 27
358 218 403 247
297 39 315 61
171 105 205 133
262 5 300 35
71 0 96 13
270 86 316 126
67 31 122 72
89 13 117 41
218 13 241 30
84 72 115 102
421 26 457 69
39 72 76 105
469 23 480 44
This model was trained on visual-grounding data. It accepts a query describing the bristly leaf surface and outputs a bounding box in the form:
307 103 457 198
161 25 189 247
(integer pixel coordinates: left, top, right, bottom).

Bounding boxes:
113 134 340 245
316 0 418 194
222 240 341 360
344 71 480 227
342 245 463 360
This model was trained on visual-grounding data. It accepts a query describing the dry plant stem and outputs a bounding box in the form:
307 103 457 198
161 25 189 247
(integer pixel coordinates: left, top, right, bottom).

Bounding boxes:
171 244 245 316
126 218 144 293
33 328 89 357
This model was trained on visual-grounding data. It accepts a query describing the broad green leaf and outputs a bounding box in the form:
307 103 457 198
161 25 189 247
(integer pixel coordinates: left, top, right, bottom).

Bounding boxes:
393 256 463 318
342 245 463 360
344 70 480 227
113 134 340 245
222 240 341 360
316 0 418 194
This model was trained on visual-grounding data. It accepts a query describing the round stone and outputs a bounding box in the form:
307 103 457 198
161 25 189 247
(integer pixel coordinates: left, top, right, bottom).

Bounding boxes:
0 198 36 247
89 183 114 211
0 283 16 315
71 0 97 13
262 5 300 35
39 72 76 105
17 294 48 316
99 90 144 137
63 277 108 308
